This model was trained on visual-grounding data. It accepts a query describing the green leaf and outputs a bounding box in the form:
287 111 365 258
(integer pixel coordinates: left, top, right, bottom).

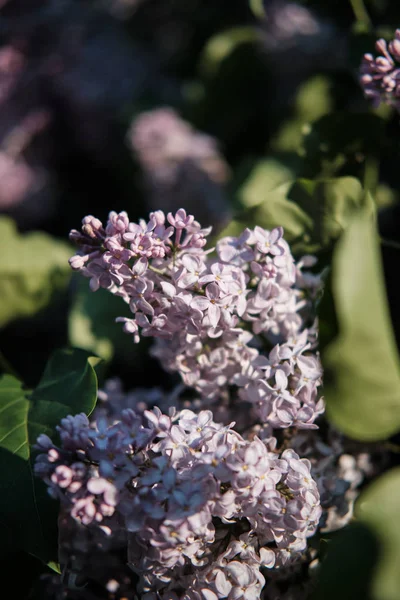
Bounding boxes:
0 349 97 563
68 278 144 367
249 0 266 20
253 176 366 254
313 522 378 600
321 209 400 440
47 561 61 574
271 75 333 153
239 155 300 209
198 27 258 79
0 217 72 328
356 468 400 600
302 112 385 176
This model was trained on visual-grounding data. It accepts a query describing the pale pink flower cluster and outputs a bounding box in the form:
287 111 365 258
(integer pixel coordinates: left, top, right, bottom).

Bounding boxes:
35 404 321 599
69 208 323 429
128 108 229 186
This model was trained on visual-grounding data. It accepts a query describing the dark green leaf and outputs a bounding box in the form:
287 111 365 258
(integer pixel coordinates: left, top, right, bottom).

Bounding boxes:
0 349 97 563
356 467 400 600
302 112 386 176
313 522 378 600
69 278 145 368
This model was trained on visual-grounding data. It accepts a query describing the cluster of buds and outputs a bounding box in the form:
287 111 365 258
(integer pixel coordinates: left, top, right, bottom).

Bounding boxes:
360 29 400 111
69 209 323 429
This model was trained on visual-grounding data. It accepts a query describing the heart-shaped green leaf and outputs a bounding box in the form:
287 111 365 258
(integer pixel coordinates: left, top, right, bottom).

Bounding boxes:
0 348 98 562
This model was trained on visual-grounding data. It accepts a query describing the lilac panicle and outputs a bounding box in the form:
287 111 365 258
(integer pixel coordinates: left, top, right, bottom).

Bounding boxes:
360 29 400 111
69 208 324 431
35 401 322 599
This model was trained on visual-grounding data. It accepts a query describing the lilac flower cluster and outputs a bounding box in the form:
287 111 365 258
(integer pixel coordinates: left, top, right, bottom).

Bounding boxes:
360 30 400 111
38 379 386 600
69 209 323 429
290 428 388 534
129 109 229 187
127 108 231 230
35 404 321 599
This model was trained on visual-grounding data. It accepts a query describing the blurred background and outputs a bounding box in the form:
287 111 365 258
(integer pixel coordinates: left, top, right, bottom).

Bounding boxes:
1 0 400 394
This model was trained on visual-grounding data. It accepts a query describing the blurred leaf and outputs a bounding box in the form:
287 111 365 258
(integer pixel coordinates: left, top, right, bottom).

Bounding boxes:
0 218 72 328
222 176 369 257
356 467 400 600
239 155 300 208
315 266 338 353
193 37 270 151
375 183 398 209
302 112 385 176
69 278 142 366
313 522 377 600
0 349 97 563
254 176 366 254
272 76 334 153
47 561 61 574
321 208 400 440
198 27 258 79
255 180 312 243
249 0 266 20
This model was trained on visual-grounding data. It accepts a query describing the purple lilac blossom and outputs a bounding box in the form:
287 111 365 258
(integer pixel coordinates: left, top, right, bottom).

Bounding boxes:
37 380 385 600
35 404 322 599
69 208 324 430
128 108 231 229
360 29 400 111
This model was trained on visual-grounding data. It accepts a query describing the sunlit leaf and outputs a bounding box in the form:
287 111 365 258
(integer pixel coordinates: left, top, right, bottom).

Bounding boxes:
198 27 258 79
254 176 366 254
0 218 72 328
321 209 400 440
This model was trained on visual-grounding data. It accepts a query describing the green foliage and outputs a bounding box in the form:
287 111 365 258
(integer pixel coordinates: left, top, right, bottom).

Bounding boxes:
356 467 400 600
271 76 334 153
0 349 97 564
313 522 378 600
225 176 368 255
198 27 259 79
320 208 400 440
314 468 400 600
302 112 386 176
0 218 72 328
239 155 300 208
69 278 144 367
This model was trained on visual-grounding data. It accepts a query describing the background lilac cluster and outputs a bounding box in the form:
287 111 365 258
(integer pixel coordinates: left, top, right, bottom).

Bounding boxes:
360 29 400 111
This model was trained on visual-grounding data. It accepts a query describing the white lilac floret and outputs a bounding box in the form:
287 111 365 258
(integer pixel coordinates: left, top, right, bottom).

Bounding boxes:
69 209 324 430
